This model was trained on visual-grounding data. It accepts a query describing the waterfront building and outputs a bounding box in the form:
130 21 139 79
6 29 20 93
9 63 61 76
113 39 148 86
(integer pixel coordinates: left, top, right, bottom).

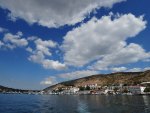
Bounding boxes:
128 86 146 94
62 87 79 94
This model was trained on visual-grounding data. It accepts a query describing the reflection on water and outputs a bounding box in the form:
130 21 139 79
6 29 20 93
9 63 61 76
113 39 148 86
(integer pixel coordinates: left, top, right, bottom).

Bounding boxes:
143 95 149 106
0 94 150 113
77 100 90 113
143 95 150 113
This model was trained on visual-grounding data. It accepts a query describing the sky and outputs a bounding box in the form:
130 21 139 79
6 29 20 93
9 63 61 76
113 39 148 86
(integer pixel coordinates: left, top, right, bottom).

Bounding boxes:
0 0 150 90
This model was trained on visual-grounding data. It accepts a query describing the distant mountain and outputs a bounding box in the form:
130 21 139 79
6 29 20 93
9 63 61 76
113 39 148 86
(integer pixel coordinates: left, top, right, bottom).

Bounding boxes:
0 85 18 92
0 85 39 93
44 70 150 91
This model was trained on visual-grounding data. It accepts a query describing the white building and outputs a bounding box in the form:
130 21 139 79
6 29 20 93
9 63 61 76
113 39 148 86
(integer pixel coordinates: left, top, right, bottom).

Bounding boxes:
85 84 98 89
70 87 79 93
62 87 79 94
128 86 146 94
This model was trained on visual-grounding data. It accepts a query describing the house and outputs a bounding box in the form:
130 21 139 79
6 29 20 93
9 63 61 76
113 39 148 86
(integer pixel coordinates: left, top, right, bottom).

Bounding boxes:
84 84 98 89
70 87 79 93
62 87 79 94
128 86 146 94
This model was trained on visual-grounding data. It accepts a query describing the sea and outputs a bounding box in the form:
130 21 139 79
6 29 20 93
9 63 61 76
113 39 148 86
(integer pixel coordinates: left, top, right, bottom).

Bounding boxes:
0 94 150 113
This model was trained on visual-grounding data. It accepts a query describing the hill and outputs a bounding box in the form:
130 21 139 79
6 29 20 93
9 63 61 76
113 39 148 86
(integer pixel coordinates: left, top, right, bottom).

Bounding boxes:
44 70 150 91
0 85 39 93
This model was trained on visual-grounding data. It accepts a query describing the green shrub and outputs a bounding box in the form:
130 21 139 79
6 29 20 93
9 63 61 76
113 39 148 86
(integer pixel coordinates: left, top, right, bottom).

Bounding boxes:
79 86 85 91
85 86 90 90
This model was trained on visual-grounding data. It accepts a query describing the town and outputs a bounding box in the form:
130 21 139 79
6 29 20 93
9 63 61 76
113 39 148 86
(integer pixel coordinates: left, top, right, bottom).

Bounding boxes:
41 82 150 95
1 82 150 95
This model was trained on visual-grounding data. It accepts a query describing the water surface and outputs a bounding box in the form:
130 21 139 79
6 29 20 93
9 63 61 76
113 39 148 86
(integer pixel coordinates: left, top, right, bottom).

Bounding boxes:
0 94 150 113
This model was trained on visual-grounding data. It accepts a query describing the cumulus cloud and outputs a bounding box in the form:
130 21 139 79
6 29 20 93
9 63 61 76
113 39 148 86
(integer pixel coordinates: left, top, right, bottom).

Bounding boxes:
28 51 44 64
92 43 150 70
40 76 57 85
34 38 57 56
0 0 125 28
42 59 67 70
58 70 99 81
27 38 67 70
0 32 66 71
3 32 28 49
111 66 127 72
27 37 57 60
62 13 149 69
31 56 67 71
26 47 33 53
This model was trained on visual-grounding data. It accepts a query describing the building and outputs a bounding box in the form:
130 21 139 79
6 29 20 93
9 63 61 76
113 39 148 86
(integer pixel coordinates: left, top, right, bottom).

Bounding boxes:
128 86 146 94
70 87 79 93
84 84 98 89
62 87 79 94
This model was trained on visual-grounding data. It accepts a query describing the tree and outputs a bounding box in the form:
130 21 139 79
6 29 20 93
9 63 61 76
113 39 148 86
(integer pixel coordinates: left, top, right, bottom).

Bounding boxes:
85 86 90 90
79 86 85 91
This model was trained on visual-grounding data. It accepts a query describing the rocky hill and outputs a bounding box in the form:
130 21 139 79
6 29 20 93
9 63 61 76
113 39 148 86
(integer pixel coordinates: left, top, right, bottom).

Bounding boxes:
44 70 150 91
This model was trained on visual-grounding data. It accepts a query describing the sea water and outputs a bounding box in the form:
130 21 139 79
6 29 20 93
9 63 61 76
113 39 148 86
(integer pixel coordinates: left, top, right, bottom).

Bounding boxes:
0 94 150 113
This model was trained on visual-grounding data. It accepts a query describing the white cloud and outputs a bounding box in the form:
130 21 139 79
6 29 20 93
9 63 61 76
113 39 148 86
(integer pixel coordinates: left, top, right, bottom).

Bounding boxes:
42 59 67 70
144 67 150 71
3 32 28 49
92 43 150 70
127 68 142 72
0 27 7 33
58 70 99 80
0 41 4 48
0 0 125 28
27 38 66 70
26 47 33 53
29 54 67 70
34 38 57 56
127 67 150 72
62 13 148 68
27 38 57 63
28 51 44 64
1 32 66 70
40 76 57 85
111 66 127 72
27 36 37 41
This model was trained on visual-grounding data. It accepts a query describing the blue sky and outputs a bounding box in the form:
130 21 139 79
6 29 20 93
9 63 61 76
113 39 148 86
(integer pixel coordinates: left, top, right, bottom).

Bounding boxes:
0 0 150 90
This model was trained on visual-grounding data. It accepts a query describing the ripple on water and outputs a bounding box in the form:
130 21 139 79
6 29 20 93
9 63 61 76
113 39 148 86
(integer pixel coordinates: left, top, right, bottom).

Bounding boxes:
0 94 150 113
